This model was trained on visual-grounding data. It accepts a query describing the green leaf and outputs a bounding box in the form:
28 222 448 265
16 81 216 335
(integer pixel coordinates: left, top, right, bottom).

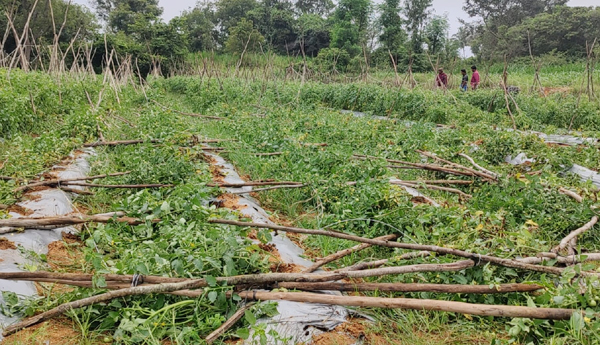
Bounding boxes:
193 259 204 271
208 291 218 303
205 275 217 287
160 201 171 213
236 328 250 339
244 309 256 325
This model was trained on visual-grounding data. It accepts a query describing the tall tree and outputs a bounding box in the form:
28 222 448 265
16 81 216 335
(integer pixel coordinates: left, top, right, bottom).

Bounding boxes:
403 0 432 53
247 0 297 53
330 0 372 57
378 0 406 55
177 3 217 52
424 14 449 56
93 0 162 35
295 0 334 17
215 0 258 44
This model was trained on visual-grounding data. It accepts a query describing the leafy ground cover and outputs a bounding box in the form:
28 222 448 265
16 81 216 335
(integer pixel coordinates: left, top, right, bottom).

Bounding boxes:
1 68 600 344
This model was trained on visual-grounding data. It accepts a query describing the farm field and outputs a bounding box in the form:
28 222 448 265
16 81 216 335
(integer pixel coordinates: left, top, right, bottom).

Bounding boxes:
1 65 600 345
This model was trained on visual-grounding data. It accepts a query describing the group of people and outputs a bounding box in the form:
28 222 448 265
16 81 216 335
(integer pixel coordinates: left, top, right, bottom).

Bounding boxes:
436 65 480 91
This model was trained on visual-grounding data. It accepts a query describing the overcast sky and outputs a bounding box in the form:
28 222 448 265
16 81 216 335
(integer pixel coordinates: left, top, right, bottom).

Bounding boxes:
73 0 598 35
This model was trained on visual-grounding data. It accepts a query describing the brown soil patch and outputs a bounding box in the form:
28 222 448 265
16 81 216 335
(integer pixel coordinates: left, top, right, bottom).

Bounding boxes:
202 153 218 164
240 174 251 182
270 262 303 273
2 318 90 345
47 236 84 270
312 332 356 345
0 237 17 250
217 193 247 211
224 340 242 345
7 204 34 216
210 165 226 183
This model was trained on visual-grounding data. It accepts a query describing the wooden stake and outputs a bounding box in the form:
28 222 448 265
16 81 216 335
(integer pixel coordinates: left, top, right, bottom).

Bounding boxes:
62 182 174 189
337 251 431 272
83 139 161 147
458 153 500 178
14 172 130 192
302 234 398 273
209 219 600 277
205 303 255 344
237 291 576 320
208 182 303 188
275 282 543 294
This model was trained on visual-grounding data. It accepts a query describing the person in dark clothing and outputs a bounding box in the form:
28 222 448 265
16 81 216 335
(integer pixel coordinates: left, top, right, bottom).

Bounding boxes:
436 68 448 88
460 69 468 91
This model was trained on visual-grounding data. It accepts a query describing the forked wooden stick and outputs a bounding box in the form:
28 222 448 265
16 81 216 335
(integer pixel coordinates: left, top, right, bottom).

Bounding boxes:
205 303 255 344
303 234 398 273
552 216 599 253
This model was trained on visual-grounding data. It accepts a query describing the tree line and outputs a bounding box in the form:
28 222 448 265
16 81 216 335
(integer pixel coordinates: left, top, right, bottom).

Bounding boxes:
0 0 598 75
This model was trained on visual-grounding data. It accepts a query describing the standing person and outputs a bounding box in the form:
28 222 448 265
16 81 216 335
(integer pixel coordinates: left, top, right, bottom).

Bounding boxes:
471 65 480 90
436 68 448 88
460 69 468 92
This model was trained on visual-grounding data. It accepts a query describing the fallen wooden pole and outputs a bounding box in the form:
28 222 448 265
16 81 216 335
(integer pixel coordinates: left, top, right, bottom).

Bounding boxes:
229 184 308 195
303 234 399 273
344 260 474 278
518 253 600 265
354 155 476 178
208 181 303 188
0 213 150 229
199 139 237 143
559 187 583 203
254 152 283 157
58 187 95 195
237 291 576 320
391 181 472 198
552 216 599 253
275 282 543 294
2 279 208 336
209 219 600 277
397 180 474 185
417 150 497 181
458 153 500 178
83 139 161 147
62 182 174 189
205 303 255 344
337 251 431 272
14 172 131 192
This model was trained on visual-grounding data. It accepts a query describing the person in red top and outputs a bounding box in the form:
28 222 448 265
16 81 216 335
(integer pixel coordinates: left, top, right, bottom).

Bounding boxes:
436 68 448 88
471 65 480 90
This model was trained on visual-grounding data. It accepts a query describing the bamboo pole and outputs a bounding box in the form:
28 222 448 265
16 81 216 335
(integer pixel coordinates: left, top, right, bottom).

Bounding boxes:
458 153 499 178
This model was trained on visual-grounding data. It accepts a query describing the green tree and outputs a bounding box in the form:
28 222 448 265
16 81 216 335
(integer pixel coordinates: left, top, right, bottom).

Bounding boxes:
177 4 217 52
463 0 568 59
93 0 162 35
215 0 258 44
224 18 265 53
378 0 406 55
424 14 449 56
330 0 372 58
247 0 297 53
295 0 334 17
403 0 432 53
293 14 331 56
